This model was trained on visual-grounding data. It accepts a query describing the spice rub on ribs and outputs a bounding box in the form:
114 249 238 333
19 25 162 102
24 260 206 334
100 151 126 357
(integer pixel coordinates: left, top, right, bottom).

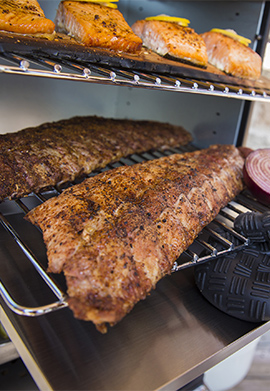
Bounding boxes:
0 116 192 201
25 145 244 333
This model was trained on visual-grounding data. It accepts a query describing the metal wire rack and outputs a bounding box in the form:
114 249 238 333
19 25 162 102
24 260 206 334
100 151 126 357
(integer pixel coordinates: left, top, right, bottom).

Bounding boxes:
1 50 270 102
1 146 267 318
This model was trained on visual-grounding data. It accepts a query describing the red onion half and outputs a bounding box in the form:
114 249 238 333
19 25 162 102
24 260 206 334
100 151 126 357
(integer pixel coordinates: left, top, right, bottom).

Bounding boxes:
243 148 270 205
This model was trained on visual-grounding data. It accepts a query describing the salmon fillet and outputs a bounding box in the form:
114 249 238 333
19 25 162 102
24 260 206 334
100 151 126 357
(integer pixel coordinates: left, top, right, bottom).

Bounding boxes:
25 145 244 333
201 31 262 79
54 1 142 53
132 19 208 67
0 115 192 201
0 0 55 34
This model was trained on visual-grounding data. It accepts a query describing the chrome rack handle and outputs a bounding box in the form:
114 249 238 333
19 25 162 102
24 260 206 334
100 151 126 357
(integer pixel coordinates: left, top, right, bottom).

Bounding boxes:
0 280 68 317
0 212 65 300
0 211 68 317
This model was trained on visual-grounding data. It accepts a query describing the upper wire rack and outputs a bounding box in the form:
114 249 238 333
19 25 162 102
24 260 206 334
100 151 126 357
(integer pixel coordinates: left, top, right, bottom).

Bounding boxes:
1 51 270 102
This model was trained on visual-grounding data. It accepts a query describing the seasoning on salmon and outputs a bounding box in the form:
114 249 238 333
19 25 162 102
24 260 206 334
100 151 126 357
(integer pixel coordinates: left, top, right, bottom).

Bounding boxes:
132 18 208 67
0 0 55 35
25 144 244 333
54 1 142 53
201 30 262 79
0 115 192 201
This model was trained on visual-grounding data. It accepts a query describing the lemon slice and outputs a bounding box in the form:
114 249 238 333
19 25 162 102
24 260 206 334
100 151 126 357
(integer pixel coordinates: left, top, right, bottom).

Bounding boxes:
145 14 190 27
101 3 118 8
70 0 118 8
211 28 251 46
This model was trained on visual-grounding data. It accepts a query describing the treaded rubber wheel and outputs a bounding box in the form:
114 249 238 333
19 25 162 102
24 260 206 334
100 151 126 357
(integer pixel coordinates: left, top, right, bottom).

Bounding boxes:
234 211 270 243
194 248 270 322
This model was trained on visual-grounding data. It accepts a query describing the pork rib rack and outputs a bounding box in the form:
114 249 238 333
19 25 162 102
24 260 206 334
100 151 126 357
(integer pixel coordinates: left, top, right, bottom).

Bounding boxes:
0 116 192 201
25 144 244 333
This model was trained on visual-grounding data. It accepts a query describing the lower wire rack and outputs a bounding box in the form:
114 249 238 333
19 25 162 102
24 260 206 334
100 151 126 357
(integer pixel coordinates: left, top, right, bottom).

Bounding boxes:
0 146 268 317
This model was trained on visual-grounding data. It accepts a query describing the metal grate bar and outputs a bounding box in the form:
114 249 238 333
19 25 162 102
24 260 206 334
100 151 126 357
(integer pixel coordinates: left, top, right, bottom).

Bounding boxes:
204 227 235 250
0 280 67 317
1 52 270 102
15 199 30 214
0 212 68 316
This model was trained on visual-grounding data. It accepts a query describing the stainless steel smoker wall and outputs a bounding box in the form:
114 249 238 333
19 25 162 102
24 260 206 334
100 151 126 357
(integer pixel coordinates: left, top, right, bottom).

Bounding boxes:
0 1 267 149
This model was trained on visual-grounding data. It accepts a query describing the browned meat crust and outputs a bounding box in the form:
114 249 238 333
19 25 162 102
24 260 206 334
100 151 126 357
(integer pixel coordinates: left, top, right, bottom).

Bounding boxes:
132 20 208 67
0 116 192 201
0 0 55 34
25 144 244 333
55 1 142 53
201 31 262 80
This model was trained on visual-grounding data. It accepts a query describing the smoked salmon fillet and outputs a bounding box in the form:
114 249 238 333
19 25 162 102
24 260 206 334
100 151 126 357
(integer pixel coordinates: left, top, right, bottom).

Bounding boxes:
55 1 142 53
132 19 208 67
0 0 55 35
25 145 244 332
0 115 192 201
201 30 262 79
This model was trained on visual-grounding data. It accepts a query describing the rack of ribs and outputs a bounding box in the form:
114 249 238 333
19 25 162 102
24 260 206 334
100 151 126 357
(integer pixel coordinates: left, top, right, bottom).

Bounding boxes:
0 115 192 201
25 144 244 333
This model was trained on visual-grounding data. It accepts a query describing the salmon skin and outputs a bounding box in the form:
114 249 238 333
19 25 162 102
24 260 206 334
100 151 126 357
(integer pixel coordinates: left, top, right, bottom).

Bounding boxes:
201 31 262 80
26 145 244 333
55 1 142 53
0 0 55 34
132 19 208 67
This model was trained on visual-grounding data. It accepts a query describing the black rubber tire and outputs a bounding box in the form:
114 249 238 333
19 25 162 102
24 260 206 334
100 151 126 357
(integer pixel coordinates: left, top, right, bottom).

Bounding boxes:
234 211 270 243
194 248 270 322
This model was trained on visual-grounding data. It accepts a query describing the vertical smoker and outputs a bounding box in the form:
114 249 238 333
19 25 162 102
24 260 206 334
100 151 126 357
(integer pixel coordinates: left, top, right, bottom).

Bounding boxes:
0 1 270 390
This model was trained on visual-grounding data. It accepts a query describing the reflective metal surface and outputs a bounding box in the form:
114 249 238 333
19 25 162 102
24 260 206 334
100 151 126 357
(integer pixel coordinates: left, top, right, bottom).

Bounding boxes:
0 334 19 365
1 52 270 103
1 211 270 390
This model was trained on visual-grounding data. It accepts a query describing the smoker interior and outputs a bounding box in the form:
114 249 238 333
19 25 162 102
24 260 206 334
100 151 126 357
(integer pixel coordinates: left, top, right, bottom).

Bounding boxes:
1 1 270 390
0 146 266 318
